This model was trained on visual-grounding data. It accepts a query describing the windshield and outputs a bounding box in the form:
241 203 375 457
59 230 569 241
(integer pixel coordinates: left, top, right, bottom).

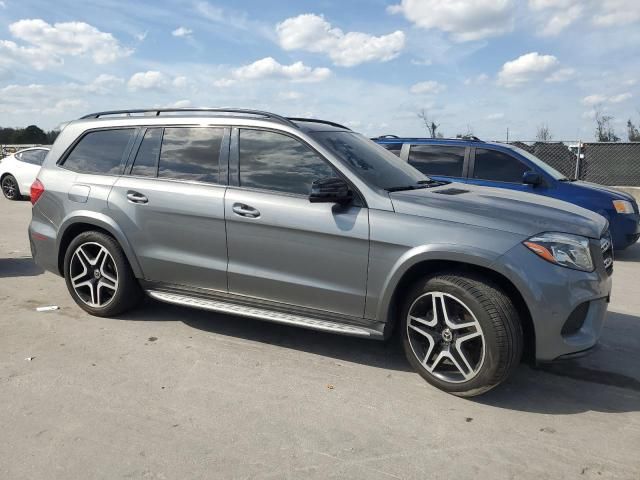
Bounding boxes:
311 131 428 190
505 145 567 180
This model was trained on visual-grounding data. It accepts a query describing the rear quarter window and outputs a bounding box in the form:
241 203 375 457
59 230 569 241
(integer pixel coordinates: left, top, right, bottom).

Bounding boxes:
62 129 135 174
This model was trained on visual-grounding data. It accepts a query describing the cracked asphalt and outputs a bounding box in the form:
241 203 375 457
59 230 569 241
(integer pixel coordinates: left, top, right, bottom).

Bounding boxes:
1 195 639 479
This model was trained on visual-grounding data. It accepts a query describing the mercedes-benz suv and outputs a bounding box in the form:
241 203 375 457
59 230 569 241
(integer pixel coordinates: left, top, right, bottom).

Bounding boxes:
29 108 613 396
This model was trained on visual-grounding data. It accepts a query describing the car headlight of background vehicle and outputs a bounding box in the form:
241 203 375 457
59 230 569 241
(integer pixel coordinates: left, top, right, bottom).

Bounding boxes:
524 232 594 272
613 200 635 214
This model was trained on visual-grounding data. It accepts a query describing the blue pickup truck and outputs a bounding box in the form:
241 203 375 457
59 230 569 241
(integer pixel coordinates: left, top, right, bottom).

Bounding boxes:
374 136 640 250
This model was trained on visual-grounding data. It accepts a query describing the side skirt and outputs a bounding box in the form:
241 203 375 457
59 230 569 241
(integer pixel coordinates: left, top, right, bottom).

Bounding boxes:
142 281 385 339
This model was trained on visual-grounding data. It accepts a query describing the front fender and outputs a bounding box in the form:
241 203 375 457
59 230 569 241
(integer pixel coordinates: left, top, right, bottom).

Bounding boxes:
372 244 500 322
57 211 144 278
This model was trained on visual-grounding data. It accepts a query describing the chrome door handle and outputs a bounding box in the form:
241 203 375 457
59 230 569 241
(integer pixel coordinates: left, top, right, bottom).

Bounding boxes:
126 191 148 204
232 203 260 218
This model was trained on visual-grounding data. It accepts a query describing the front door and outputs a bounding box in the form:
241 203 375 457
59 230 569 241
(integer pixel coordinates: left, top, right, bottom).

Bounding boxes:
224 128 370 318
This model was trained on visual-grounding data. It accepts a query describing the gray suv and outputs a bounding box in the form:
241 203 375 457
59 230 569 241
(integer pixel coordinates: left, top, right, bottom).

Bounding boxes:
29 108 613 396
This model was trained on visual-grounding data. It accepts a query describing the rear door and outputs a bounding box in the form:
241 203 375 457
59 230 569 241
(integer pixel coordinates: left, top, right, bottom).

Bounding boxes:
224 127 370 318
407 144 469 183
467 147 537 193
107 126 229 291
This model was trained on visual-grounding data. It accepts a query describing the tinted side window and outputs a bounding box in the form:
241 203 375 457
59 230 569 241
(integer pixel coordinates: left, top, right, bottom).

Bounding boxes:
381 143 402 157
473 148 530 183
408 145 465 177
131 128 162 177
158 127 223 183
63 129 134 174
239 129 335 195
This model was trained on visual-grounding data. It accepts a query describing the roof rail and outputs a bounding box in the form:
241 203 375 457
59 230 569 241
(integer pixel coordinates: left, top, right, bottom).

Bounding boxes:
79 108 299 128
456 135 482 141
287 117 352 131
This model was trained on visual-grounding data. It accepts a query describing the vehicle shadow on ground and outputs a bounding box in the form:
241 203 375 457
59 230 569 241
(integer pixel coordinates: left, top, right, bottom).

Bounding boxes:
0 257 44 277
615 241 640 262
121 297 412 373
119 299 640 414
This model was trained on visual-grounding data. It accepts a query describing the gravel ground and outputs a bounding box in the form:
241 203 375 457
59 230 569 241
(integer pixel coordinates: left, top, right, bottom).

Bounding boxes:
1 195 639 479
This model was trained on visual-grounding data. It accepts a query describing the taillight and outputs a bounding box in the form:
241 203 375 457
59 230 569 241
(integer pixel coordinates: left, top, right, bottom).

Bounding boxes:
30 179 45 205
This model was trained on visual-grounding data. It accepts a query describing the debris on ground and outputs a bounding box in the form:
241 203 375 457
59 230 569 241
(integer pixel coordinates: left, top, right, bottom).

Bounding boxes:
36 305 59 312
148 337 158 342
25 357 34 361
327 384 335 390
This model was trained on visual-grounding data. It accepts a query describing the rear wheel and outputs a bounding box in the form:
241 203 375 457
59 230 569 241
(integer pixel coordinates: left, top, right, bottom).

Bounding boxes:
401 272 523 397
63 231 142 316
1 175 20 200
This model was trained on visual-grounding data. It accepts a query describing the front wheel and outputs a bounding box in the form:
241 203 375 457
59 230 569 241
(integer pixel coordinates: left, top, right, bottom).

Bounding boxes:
63 231 143 317
401 272 523 397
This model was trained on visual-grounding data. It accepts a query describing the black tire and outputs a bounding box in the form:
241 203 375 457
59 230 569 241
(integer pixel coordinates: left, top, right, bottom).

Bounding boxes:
63 231 143 317
400 272 523 397
1 174 21 200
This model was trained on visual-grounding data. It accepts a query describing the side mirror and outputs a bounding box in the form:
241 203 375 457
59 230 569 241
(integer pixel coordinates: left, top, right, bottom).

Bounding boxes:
523 171 542 186
309 177 353 205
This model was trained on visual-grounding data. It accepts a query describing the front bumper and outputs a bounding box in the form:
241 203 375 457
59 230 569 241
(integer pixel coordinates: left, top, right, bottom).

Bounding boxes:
609 212 640 250
494 241 612 362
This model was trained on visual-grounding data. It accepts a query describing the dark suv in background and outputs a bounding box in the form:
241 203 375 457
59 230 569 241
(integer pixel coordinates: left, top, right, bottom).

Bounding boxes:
29 109 612 397
374 136 640 250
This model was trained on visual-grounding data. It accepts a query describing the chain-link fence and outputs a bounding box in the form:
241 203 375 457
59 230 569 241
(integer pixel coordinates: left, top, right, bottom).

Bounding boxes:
501 141 640 187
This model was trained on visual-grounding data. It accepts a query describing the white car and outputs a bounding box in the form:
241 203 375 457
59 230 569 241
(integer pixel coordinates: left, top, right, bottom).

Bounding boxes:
1 147 49 200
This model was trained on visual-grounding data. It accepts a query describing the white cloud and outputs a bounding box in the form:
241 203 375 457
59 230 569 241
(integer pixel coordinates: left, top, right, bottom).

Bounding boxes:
582 94 607 106
388 0 514 42
42 98 88 115
464 73 489 85
172 26 193 38
545 68 575 83
529 0 576 9
593 0 640 27
128 71 169 91
173 76 189 88
539 4 583 35
411 58 432 66
233 57 331 83
608 93 632 103
497 52 559 87
0 19 132 69
85 74 124 94
409 80 446 95
278 91 303 101
213 78 236 88
486 112 505 120
0 1 6 8
135 31 148 42
276 14 405 67
166 99 192 108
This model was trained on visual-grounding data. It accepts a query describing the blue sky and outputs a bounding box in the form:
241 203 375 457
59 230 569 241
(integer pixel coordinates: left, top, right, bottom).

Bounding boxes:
0 0 638 140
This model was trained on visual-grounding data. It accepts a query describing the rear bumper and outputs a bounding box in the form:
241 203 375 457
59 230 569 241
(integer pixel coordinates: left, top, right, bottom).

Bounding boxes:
28 217 60 276
495 242 612 362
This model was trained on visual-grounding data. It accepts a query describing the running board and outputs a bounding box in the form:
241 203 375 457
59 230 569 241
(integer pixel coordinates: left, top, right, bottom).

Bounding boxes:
146 290 382 338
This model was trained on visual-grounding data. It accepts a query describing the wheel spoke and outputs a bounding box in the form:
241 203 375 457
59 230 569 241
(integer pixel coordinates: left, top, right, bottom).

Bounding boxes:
406 291 486 384
70 242 118 308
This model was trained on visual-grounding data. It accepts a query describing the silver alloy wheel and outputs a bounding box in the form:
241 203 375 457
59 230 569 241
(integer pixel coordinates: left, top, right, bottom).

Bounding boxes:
2 176 17 199
407 292 485 384
69 242 119 308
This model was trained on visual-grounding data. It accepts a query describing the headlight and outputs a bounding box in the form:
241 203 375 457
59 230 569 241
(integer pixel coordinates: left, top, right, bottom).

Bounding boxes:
524 232 594 272
613 200 634 214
